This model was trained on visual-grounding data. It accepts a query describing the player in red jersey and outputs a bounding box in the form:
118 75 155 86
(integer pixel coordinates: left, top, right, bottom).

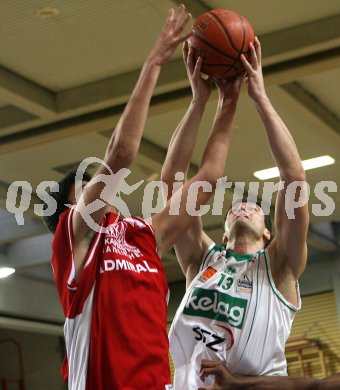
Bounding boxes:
42 5 243 390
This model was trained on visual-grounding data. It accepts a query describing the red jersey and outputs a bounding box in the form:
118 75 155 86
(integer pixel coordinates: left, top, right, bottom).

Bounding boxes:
51 208 171 390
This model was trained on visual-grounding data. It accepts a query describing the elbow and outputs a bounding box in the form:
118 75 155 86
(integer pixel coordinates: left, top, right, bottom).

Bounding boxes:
161 171 178 189
106 139 135 168
160 168 171 186
195 166 219 189
297 169 307 182
161 170 185 201
161 161 186 183
281 166 306 184
293 165 306 182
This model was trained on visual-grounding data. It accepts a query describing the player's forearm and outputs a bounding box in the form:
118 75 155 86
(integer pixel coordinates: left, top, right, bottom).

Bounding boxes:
161 98 207 199
105 62 161 169
199 100 237 182
155 97 237 255
317 374 340 390
253 95 305 182
232 375 318 390
235 374 340 390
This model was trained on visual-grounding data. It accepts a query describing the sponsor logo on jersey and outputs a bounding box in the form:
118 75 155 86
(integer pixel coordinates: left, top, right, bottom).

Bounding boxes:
104 221 143 259
237 273 253 293
106 222 135 248
199 266 217 282
100 259 158 274
184 287 248 329
192 323 234 352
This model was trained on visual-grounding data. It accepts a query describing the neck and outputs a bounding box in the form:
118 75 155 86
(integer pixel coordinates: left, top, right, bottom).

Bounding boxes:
225 236 265 255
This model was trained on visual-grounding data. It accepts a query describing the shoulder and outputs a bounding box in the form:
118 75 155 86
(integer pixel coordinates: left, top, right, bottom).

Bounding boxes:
204 243 225 258
124 216 155 235
200 242 225 272
52 208 73 247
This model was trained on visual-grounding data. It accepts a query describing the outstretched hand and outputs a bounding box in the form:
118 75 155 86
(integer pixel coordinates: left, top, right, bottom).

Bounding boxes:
147 5 192 67
240 37 267 102
198 359 238 390
214 75 244 106
183 41 212 104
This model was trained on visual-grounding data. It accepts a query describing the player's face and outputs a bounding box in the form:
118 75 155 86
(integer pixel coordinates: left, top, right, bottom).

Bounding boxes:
224 202 266 238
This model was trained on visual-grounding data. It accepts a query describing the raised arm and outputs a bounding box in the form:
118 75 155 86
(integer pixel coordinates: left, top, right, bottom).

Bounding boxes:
199 360 340 390
241 38 309 305
160 43 213 286
161 42 212 197
153 74 242 269
72 5 192 278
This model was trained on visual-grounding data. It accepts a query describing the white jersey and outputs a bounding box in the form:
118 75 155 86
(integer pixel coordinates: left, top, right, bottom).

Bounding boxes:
169 244 301 390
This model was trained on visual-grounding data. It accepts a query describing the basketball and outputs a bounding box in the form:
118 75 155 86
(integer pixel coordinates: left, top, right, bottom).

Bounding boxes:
188 9 255 79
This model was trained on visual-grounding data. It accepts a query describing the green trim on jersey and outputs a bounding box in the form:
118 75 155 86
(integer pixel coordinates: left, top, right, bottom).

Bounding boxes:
201 244 265 272
200 244 224 271
227 250 264 262
263 250 299 313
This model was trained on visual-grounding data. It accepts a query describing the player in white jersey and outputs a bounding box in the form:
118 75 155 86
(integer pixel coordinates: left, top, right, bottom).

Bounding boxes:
162 38 309 389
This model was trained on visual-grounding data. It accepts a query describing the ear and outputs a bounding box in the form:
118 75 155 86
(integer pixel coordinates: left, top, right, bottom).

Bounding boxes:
222 232 228 245
263 228 271 242
222 221 229 245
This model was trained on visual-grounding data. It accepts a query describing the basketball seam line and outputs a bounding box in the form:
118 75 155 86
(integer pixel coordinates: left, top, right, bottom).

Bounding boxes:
193 30 237 61
210 11 240 54
210 11 249 77
210 10 251 55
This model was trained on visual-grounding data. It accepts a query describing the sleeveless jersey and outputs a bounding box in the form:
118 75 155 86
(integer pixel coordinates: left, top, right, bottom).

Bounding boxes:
169 243 301 390
51 208 172 390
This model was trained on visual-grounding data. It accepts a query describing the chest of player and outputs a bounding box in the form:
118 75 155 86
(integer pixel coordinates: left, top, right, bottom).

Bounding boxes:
199 254 257 293
184 253 261 331
99 218 164 283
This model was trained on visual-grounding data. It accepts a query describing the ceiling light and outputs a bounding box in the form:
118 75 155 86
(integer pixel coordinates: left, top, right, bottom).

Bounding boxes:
301 155 335 170
36 7 60 19
254 155 335 180
0 267 15 279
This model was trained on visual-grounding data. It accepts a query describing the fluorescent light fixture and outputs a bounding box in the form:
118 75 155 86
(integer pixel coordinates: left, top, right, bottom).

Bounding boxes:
254 167 280 180
254 155 335 180
302 155 335 170
0 267 15 279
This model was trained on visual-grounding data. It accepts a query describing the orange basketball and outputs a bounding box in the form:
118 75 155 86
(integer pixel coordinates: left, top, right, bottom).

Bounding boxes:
188 9 255 79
